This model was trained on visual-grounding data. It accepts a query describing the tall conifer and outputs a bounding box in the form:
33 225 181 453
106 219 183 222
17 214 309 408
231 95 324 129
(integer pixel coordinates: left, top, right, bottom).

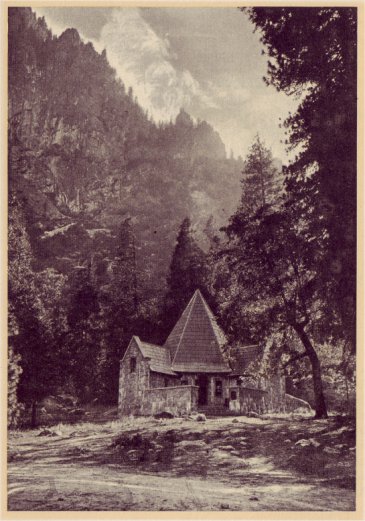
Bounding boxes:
163 218 208 335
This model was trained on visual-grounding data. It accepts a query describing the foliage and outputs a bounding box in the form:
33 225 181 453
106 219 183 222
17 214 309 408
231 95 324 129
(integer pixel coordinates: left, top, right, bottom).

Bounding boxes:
95 219 141 404
219 145 329 416
242 7 357 352
64 266 101 403
8 193 63 424
162 218 210 336
8 322 24 428
240 134 282 213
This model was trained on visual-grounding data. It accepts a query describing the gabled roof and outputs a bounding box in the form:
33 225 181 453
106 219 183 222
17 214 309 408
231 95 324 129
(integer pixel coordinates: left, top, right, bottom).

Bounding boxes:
138 339 176 376
123 336 176 376
123 294 260 377
164 290 231 373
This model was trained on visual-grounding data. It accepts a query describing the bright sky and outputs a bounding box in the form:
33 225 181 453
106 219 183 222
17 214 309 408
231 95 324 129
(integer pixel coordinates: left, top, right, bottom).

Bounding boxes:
34 7 299 161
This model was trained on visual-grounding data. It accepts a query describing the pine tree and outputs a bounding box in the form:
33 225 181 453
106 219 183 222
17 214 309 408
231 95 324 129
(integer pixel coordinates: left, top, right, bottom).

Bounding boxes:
243 7 357 353
222 197 329 418
113 218 138 312
65 265 100 403
97 218 140 404
163 218 208 335
8 192 60 426
240 134 281 214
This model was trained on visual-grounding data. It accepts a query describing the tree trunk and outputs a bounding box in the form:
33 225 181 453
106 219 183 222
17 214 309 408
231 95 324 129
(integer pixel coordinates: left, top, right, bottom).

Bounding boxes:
293 324 328 419
344 374 350 412
31 400 38 428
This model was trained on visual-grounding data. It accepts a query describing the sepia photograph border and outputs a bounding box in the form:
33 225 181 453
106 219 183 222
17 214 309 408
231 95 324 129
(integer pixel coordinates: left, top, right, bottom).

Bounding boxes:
0 0 364 519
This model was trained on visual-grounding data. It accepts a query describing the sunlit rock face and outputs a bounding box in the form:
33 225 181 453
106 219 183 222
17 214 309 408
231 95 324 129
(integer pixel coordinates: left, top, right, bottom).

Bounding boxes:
8 7 243 288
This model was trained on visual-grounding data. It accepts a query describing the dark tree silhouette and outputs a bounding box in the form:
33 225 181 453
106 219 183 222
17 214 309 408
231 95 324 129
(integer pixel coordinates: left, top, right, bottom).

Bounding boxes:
243 6 357 352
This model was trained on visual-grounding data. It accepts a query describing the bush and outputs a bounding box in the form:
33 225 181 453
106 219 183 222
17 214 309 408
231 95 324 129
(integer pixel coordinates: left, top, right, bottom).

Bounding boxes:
8 345 24 429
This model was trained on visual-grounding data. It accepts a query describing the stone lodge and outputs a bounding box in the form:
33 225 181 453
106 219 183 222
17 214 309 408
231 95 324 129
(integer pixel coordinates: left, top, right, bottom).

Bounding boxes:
118 289 310 417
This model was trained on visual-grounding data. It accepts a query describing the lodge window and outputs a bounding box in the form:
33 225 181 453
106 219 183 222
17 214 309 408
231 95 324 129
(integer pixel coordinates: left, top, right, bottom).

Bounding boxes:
230 390 237 400
164 378 169 387
181 378 188 385
215 379 222 397
130 357 136 373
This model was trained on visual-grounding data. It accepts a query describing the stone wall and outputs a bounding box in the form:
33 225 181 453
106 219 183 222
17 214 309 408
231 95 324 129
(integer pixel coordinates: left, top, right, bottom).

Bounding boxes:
284 393 312 413
177 374 230 406
118 338 150 417
228 387 312 415
228 374 287 414
140 385 199 417
262 375 287 411
229 387 269 414
149 372 179 388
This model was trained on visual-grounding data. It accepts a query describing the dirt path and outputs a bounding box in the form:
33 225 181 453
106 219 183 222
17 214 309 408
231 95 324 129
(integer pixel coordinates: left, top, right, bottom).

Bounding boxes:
8 462 355 511
8 416 356 511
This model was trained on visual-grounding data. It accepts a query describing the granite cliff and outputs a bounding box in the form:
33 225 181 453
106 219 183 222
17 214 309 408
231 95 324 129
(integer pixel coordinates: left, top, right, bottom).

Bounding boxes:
9 7 243 292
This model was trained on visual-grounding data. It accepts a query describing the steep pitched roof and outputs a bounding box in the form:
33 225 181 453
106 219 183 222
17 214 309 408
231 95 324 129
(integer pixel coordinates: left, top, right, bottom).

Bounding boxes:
135 337 176 376
139 340 176 376
164 290 231 373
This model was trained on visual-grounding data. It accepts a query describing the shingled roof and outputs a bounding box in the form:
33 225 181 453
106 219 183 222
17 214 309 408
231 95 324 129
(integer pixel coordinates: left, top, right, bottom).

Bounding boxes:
124 291 259 377
132 337 176 376
164 290 231 373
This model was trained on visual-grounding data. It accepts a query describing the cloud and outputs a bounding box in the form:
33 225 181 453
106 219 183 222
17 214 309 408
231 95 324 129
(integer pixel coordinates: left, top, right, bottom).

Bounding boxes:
33 7 299 161
97 9 213 122
212 79 251 105
34 7 215 123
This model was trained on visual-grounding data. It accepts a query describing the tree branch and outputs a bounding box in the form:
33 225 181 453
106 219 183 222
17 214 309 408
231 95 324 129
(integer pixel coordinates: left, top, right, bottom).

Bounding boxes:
282 351 308 368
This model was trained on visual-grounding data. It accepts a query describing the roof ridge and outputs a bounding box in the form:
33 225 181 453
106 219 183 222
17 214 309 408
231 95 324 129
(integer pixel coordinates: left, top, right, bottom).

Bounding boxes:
140 340 165 349
171 291 198 365
198 292 226 348
120 335 141 364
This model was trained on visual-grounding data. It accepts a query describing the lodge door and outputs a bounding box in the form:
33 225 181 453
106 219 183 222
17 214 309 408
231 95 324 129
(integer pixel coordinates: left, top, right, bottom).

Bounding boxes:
197 375 208 406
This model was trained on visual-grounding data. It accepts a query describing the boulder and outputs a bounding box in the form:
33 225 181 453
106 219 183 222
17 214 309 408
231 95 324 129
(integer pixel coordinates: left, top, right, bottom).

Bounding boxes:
295 439 310 447
230 450 241 457
69 408 85 417
127 449 142 462
38 428 58 437
154 411 174 419
295 438 320 448
196 413 206 422
323 446 341 454
217 445 235 451
177 440 207 449
247 411 259 418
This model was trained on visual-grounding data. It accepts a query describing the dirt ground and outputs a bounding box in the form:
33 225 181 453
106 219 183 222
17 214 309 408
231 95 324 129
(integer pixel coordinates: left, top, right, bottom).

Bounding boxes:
7 414 356 511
